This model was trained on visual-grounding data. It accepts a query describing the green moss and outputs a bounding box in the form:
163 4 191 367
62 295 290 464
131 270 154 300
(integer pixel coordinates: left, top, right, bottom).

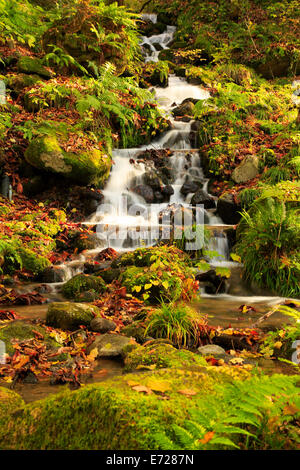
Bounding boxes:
24 136 112 186
62 274 106 301
0 365 251 450
6 73 41 95
124 343 207 372
19 247 51 275
17 56 52 79
0 321 61 356
0 388 25 419
46 302 100 330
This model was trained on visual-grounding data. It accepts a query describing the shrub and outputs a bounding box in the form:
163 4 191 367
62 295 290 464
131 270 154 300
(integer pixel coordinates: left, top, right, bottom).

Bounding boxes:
144 302 207 348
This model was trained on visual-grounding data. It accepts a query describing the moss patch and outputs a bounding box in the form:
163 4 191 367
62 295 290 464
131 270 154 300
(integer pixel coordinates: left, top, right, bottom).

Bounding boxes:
0 387 25 419
62 274 106 301
46 302 100 330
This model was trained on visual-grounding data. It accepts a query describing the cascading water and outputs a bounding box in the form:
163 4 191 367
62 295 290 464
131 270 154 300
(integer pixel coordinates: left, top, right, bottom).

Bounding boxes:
56 15 234 282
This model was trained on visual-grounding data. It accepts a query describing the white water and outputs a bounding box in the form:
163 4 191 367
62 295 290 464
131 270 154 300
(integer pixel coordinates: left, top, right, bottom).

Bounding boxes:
52 20 231 283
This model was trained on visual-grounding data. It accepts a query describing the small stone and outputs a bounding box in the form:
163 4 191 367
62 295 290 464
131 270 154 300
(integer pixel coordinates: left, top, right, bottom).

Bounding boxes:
86 333 136 358
90 317 117 334
198 345 226 357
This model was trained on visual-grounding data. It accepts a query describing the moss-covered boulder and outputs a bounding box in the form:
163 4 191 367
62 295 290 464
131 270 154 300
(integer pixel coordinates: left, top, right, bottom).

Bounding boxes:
0 365 253 450
0 388 25 419
62 274 106 301
25 136 112 186
86 333 136 359
46 302 100 331
0 321 61 356
17 56 52 79
6 73 41 95
124 343 207 372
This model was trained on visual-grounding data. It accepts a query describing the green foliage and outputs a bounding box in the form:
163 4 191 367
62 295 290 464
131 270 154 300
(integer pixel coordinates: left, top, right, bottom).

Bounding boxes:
62 274 106 301
118 245 197 304
235 187 300 297
154 373 300 450
144 302 206 348
260 304 300 359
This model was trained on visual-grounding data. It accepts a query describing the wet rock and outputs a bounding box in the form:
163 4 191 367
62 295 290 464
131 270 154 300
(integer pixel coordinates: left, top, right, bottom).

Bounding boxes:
196 269 226 294
132 184 154 203
152 42 163 51
161 185 174 198
40 266 66 283
191 189 215 208
90 317 117 334
217 191 242 225
143 171 163 190
72 232 104 252
62 274 106 301
180 181 200 195
154 190 164 203
86 333 136 358
231 155 259 184
172 100 195 117
198 345 226 357
139 20 165 37
46 302 100 331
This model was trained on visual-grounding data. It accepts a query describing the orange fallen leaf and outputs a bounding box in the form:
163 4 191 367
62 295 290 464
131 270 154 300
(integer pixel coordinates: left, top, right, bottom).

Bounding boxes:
178 389 198 397
132 385 152 394
200 431 214 445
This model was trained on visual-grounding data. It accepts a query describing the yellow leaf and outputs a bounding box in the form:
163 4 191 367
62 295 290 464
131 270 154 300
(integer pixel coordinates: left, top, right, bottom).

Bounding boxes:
178 389 198 396
162 281 169 289
274 341 283 349
144 283 152 290
147 379 171 393
86 348 98 362
134 285 142 293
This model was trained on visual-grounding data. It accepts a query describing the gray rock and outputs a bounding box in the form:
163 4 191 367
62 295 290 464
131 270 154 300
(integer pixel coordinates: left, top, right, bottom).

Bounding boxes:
86 333 136 358
40 266 66 283
232 155 259 184
46 302 100 331
198 345 226 357
90 317 117 334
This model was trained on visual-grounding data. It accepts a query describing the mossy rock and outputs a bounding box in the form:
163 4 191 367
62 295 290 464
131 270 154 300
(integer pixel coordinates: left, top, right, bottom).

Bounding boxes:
0 388 25 419
97 267 123 284
121 322 151 344
72 233 104 252
0 365 253 449
62 274 106 301
124 343 207 372
0 321 61 356
86 333 136 359
25 136 112 186
46 302 100 331
17 57 52 79
6 73 41 95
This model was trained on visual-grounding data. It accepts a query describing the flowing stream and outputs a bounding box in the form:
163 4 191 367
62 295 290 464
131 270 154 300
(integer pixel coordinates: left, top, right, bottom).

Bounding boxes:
4 16 296 402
